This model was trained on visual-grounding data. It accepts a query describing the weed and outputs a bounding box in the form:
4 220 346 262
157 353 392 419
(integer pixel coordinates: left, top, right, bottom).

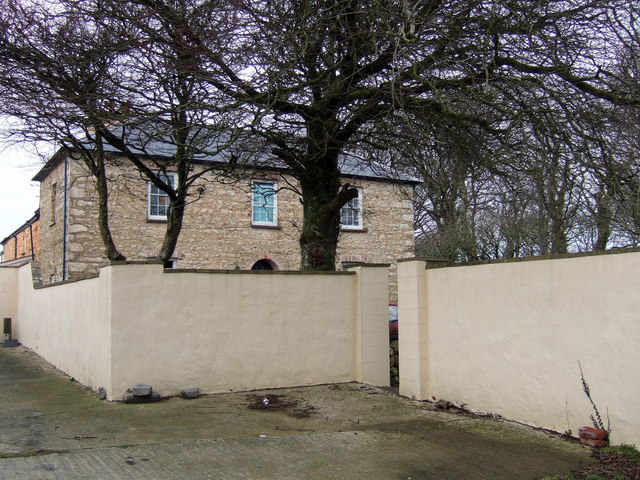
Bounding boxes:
586 475 628 480
544 473 631 480
578 361 610 437
544 444 640 480
600 444 640 462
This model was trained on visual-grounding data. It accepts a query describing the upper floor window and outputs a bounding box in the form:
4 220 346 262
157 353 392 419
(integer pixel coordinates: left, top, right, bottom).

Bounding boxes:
340 188 363 230
148 172 176 221
50 182 57 225
252 180 277 226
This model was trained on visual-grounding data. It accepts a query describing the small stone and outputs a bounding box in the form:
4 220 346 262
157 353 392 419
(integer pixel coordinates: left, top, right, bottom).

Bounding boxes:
435 399 453 410
123 392 161 403
97 387 106 400
132 384 153 397
181 388 200 399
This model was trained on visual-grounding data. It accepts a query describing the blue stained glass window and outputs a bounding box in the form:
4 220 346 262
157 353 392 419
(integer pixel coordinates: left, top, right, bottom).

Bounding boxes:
252 181 277 225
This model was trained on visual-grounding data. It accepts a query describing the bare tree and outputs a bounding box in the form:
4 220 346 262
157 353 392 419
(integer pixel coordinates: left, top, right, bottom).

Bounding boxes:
148 0 639 269
0 0 244 265
1 0 639 270
0 1 128 261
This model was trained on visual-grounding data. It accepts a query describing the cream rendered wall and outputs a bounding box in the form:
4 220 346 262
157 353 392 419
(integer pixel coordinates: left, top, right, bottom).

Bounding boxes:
0 268 18 327
397 260 429 400
398 252 640 445
11 262 389 402
349 264 390 387
107 264 361 399
15 264 111 392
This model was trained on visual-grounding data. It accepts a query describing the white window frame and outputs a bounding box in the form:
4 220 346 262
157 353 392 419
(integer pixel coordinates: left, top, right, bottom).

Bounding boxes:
147 172 177 221
340 187 363 230
251 180 278 227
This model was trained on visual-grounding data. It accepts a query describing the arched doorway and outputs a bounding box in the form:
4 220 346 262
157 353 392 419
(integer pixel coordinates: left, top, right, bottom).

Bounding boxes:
251 259 277 270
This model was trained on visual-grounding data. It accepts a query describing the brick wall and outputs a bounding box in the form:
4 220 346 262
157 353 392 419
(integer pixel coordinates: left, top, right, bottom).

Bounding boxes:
38 156 415 298
1 218 40 263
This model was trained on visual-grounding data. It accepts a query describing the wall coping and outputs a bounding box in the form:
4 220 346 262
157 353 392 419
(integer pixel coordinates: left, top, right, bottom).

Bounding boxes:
397 257 449 265
36 272 100 289
166 268 356 276
29 261 359 290
107 260 356 275
344 262 391 268
399 246 640 270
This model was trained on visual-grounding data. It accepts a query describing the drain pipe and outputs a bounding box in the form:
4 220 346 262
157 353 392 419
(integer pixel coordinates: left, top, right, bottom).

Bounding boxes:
62 156 68 281
28 220 34 261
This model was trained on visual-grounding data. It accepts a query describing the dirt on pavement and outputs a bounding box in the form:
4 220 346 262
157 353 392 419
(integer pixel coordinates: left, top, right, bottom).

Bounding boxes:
0 346 592 479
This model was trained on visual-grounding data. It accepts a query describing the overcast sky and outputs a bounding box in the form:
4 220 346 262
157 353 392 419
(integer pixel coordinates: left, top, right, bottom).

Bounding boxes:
0 144 43 240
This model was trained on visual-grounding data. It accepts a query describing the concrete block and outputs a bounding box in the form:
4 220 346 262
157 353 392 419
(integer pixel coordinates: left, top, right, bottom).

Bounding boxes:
132 384 153 396
123 391 162 404
3 339 19 348
181 388 200 399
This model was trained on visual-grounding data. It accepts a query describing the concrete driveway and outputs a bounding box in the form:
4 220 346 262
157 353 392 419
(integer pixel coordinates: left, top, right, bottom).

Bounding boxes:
0 346 591 479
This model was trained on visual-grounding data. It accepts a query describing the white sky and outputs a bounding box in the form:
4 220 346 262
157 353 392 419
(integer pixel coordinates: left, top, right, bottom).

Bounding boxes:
0 144 43 241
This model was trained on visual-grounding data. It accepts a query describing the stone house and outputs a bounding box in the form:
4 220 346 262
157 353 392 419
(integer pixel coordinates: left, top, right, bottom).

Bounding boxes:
0 210 40 265
32 145 416 297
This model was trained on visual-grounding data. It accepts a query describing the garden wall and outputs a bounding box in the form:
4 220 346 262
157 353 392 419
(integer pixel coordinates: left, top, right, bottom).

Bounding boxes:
10 262 389 400
398 251 640 446
0 267 18 337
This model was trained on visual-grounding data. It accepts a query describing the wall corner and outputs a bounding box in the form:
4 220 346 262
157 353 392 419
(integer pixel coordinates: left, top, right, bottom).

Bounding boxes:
348 264 390 387
398 259 429 399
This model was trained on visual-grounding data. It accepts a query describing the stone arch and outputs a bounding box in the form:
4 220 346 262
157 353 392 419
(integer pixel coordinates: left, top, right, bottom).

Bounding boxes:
251 258 278 270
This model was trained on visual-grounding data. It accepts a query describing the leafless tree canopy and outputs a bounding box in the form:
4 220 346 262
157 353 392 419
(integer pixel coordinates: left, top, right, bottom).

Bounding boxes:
0 0 638 268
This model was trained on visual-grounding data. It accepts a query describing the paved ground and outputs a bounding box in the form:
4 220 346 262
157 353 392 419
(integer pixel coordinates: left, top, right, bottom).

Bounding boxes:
0 346 592 479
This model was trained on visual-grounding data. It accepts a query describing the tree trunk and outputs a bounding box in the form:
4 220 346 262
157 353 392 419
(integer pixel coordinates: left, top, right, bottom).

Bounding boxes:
594 190 611 251
297 162 357 271
158 187 186 265
95 164 126 262
89 133 126 262
299 206 341 270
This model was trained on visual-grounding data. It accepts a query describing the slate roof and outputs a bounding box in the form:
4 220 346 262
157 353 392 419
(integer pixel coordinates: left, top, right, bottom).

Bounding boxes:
33 128 419 184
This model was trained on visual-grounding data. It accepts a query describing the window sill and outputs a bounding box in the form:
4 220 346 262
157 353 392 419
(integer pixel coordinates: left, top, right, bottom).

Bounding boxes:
341 227 368 233
147 218 168 224
251 224 281 230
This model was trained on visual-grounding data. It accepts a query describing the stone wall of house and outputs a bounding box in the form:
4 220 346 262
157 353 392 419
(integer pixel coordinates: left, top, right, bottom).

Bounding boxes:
38 160 70 284
38 157 415 299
